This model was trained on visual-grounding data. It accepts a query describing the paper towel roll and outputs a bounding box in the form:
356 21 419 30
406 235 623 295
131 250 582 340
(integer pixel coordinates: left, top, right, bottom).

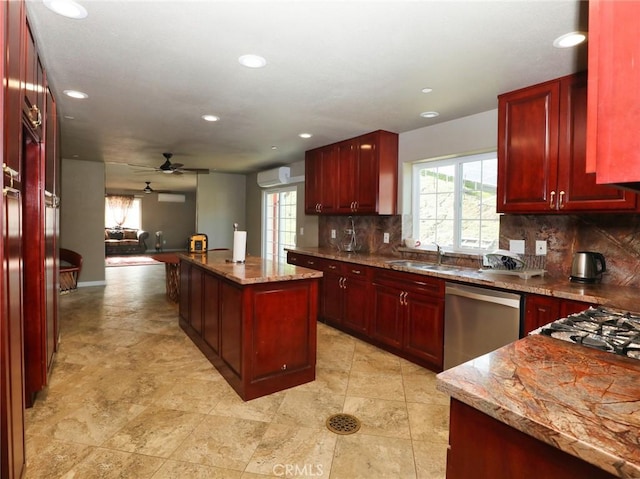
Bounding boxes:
233 231 247 262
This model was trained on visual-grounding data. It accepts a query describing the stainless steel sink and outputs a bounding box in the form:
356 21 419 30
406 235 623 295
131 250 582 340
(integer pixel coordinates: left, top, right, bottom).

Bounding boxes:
421 264 459 271
386 260 458 272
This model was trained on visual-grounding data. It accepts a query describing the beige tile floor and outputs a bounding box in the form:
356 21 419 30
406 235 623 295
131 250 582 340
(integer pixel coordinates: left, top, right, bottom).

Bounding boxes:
24 264 449 478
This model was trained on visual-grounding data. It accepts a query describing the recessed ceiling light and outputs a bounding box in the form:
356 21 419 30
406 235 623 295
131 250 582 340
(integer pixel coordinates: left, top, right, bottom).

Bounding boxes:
63 115 75 120
420 111 440 119
271 146 278 150
421 87 433 94
299 133 312 139
553 31 587 48
238 54 267 68
63 89 88 99
43 0 88 19
201 114 220 122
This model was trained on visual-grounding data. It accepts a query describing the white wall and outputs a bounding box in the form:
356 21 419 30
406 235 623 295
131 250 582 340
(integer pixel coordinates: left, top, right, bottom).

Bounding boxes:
398 109 498 215
60 158 106 286
196 173 247 250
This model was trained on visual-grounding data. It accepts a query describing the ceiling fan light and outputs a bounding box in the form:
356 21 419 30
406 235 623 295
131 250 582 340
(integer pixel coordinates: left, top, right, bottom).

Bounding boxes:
143 181 153 194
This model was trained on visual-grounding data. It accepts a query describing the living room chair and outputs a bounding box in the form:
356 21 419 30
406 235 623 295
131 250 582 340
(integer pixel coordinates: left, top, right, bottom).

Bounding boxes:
60 248 83 293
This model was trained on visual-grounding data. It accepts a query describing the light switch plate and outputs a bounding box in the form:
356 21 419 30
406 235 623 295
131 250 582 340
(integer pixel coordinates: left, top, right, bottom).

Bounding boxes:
331 229 336 239
383 232 390 243
300 227 304 236
509 239 525 255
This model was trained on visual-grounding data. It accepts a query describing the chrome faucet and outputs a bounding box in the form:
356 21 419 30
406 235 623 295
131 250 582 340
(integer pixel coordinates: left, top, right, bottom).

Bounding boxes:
433 243 443 265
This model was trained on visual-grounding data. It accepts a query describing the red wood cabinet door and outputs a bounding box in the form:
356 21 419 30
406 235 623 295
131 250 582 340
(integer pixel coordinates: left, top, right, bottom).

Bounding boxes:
523 294 560 335
403 293 444 368
497 80 560 213
524 294 593 336
304 149 322 214
220 281 243 377
370 283 404 349
251 283 313 381
336 140 358 213
559 299 593 318
319 145 339 213
321 270 343 327
202 273 220 354
341 273 370 334
4 0 24 176
2 187 27 479
446 399 616 479
354 133 378 213
589 1 640 186
558 73 637 211
178 260 191 322
189 267 203 334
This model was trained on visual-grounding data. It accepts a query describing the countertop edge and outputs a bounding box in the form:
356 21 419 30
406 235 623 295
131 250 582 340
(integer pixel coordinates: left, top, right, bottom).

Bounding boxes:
179 252 323 285
435 336 640 478
286 247 639 311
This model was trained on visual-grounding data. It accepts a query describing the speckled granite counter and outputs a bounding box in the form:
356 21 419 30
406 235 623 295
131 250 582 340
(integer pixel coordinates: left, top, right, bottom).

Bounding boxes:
286 247 640 312
178 251 323 285
435 334 640 478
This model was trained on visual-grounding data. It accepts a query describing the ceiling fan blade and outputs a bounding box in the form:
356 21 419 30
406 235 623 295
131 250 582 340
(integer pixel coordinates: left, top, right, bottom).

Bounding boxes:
181 168 210 174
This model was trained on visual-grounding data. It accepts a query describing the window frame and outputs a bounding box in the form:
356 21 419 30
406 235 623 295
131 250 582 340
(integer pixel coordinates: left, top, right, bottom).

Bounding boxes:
261 185 298 262
411 151 499 254
104 196 142 230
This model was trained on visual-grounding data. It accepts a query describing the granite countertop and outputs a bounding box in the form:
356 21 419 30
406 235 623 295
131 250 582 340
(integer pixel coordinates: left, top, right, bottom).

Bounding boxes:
286 247 640 313
178 251 323 285
435 334 640 478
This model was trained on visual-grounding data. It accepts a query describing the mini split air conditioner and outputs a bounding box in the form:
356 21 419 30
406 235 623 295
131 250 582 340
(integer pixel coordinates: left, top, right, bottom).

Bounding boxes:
257 167 291 188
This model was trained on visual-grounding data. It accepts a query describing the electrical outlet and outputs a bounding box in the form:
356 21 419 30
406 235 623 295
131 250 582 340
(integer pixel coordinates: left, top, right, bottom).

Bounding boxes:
509 239 525 254
383 232 390 244
535 240 547 256
331 229 336 239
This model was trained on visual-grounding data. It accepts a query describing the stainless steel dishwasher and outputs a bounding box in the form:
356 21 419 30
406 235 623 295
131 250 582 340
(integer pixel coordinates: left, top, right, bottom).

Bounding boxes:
443 283 522 370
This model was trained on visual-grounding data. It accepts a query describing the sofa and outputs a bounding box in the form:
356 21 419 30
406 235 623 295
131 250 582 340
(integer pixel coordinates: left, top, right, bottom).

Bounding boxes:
105 228 149 255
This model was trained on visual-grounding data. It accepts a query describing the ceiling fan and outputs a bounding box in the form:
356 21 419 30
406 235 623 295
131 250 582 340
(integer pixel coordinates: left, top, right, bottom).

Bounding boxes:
157 152 209 175
143 181 154 194
128 153 209 175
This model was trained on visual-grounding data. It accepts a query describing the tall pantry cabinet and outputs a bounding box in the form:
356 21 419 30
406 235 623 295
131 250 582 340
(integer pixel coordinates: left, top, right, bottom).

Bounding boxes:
1 1 60 477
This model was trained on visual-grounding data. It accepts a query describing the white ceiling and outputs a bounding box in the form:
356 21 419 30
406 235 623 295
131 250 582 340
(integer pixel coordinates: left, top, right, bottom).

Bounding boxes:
25 0 588 193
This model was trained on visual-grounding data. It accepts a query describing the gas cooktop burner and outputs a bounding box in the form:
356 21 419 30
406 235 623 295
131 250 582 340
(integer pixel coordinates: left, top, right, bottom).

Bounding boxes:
536 307 640 359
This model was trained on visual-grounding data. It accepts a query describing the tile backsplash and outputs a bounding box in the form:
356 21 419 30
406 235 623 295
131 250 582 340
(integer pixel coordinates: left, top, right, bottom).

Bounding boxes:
500 214 640 288
317 213 640 288
318 215 402 255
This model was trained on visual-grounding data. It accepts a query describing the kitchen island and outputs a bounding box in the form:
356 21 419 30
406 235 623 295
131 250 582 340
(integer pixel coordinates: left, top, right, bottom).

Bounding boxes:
436 334 640 479
178 251 322 401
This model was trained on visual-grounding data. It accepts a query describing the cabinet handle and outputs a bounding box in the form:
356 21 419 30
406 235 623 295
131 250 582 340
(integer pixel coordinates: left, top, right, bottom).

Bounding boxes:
558 190 565 209
328 265 337 270
3 186 20 198
307 260 315 265
354 201 358 212
3 163 18 189
341 277 347 289
549 190 556 209
281 364 287 370
351 269 361 275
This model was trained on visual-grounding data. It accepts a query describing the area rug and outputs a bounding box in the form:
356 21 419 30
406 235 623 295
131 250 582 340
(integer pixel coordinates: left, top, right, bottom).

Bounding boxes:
105 255 161 267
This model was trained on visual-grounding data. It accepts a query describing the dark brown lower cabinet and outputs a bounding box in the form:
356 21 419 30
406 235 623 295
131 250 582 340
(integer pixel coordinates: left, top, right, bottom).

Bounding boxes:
446 399 615 479
524 294 593 335
179 260 318 400
372 270 444 371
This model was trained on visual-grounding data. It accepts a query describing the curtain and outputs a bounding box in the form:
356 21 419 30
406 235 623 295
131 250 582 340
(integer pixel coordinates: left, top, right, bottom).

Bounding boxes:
106 195 134 227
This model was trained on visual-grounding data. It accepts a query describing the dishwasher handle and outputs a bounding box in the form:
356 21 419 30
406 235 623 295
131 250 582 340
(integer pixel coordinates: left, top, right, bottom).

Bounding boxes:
445 285 521 309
